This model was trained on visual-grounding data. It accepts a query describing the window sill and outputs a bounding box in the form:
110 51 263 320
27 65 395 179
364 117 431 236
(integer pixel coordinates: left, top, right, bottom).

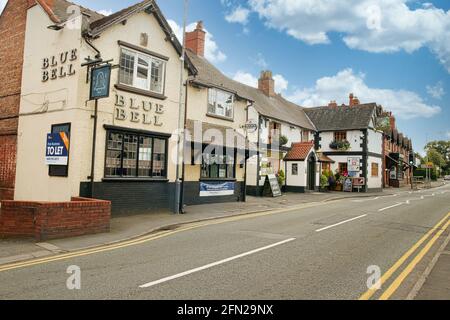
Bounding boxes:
199 178 237 182
102 178 169 183
206 113 234 122
115 84 167 100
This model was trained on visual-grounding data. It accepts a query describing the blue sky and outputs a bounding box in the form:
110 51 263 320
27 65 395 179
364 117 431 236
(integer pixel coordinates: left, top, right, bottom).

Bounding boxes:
2 0 449 153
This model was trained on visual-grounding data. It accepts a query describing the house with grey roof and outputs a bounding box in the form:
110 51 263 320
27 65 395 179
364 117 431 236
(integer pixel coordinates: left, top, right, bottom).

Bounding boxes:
183 22 317 201
304 96 385 192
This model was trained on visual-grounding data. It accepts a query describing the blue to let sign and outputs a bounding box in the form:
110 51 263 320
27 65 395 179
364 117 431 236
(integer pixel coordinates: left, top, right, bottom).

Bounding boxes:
90 65 111 100
46 132 70 165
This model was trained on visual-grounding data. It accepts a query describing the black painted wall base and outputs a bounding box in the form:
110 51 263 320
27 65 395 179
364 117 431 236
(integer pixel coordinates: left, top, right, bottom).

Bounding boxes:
284 186 306 193
80 181 176 215
246 186 264 197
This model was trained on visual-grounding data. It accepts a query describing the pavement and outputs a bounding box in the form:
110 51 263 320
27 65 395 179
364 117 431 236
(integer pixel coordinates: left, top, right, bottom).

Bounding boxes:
0 181 448 299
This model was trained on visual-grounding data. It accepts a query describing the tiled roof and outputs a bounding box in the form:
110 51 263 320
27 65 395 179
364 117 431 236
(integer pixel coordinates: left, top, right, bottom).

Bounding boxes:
186 50 316 131
318 153 335 163
35 0 105 24
304 104 377 131
284 141 314 161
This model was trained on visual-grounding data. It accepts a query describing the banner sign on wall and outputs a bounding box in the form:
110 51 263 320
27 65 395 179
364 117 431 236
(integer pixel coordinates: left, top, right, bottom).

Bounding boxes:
200 182 235 197
46 132 70 165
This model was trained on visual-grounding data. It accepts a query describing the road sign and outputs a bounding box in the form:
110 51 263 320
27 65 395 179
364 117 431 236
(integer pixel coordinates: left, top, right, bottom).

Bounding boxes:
45 132 70 165
353 177 366 186
348 157 360 172
90 64 111 100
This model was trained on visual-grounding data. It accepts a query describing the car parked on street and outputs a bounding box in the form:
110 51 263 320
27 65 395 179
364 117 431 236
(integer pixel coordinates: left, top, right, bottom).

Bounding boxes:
444 175 450 181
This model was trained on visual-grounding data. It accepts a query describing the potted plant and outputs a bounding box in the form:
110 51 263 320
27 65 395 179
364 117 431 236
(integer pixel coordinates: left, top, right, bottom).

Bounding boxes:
277 169 285 188
329 140 351 151
320 174 329 192
334 171 343 191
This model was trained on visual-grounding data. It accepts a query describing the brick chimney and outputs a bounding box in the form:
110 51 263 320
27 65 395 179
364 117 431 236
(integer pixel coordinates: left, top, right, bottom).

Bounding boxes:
390 113 396 130
349 93 360 107
258 71 275 97
185 21 206 57
328 100 338 108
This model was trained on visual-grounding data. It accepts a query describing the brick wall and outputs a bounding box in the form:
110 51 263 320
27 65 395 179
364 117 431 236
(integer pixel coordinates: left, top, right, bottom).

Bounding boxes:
0 0 32 200
0 197 111 241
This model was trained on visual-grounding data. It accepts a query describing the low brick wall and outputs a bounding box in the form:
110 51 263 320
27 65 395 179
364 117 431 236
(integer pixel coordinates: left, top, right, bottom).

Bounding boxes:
0 197 111 241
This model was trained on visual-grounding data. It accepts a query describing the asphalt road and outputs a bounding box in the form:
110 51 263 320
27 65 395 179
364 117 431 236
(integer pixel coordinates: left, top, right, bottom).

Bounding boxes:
0 184 449 300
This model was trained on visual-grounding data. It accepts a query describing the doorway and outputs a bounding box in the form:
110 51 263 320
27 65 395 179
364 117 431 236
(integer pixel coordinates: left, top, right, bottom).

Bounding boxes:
307 153 316 191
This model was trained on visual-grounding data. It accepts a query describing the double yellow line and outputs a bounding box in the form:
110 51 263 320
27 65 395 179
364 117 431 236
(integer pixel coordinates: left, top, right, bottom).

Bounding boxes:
0 202 321 273
359 211 450 300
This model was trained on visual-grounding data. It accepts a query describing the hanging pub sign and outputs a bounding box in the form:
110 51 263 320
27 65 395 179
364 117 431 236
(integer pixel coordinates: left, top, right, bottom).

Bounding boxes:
45 132 70 165
90 65 111 100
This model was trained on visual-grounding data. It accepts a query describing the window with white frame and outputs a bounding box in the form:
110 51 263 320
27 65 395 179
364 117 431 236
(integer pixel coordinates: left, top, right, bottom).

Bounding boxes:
207 88 234 119
119 48 166 94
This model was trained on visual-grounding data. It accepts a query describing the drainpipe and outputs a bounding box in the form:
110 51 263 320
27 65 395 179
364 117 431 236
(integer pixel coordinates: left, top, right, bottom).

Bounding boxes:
174 0 189 214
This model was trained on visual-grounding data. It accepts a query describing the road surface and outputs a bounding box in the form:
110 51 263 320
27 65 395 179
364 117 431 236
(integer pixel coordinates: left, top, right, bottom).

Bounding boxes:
0 184 449 300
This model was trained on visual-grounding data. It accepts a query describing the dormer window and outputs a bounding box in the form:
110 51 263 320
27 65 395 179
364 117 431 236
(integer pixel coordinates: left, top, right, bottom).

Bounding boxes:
207 88 234 119
119 48 166 95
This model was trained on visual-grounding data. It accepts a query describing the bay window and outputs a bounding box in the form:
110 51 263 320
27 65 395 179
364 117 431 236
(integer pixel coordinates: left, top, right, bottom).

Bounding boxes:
105 130 167 179
119 48 166 95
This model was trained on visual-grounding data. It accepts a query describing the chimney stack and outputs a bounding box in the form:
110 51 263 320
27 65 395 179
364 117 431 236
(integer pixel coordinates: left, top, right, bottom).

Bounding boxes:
349 93 360 107
258 70 275 97
328 100 338 108
390 114 396 130
185 21 206 57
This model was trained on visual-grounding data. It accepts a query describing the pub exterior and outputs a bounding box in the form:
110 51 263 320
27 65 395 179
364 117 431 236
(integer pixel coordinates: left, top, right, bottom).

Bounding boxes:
13 0 196 213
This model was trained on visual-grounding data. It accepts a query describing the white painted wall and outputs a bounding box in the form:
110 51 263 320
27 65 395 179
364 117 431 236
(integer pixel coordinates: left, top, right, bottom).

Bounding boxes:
367 156 383 189
15 7 187 201
319 130 363 152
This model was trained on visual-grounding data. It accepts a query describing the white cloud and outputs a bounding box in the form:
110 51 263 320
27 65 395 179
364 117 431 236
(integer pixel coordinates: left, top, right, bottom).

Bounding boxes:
98 9 113 16
233 71 258 87
287 68 441 119
232 71 288 93
273 74 288 92
168 19 227 63
225 6 250 25
426 81 445 99
253 52 268 69
0 0 7 15
447 131 450 138
248 0 450 72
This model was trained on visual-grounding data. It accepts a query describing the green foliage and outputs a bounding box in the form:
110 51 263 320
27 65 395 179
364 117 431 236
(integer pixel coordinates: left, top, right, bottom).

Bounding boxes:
320 175 329 188
279 135 289 147
424 140 450 175
330 140 351 151
414 168 437 181
277 169 285 186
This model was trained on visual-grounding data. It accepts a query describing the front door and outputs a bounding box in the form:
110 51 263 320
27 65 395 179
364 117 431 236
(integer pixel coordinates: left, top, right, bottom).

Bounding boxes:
307 154 316 190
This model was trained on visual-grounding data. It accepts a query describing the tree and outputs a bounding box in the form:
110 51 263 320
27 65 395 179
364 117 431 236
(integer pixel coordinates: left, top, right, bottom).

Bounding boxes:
425 140 450 175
